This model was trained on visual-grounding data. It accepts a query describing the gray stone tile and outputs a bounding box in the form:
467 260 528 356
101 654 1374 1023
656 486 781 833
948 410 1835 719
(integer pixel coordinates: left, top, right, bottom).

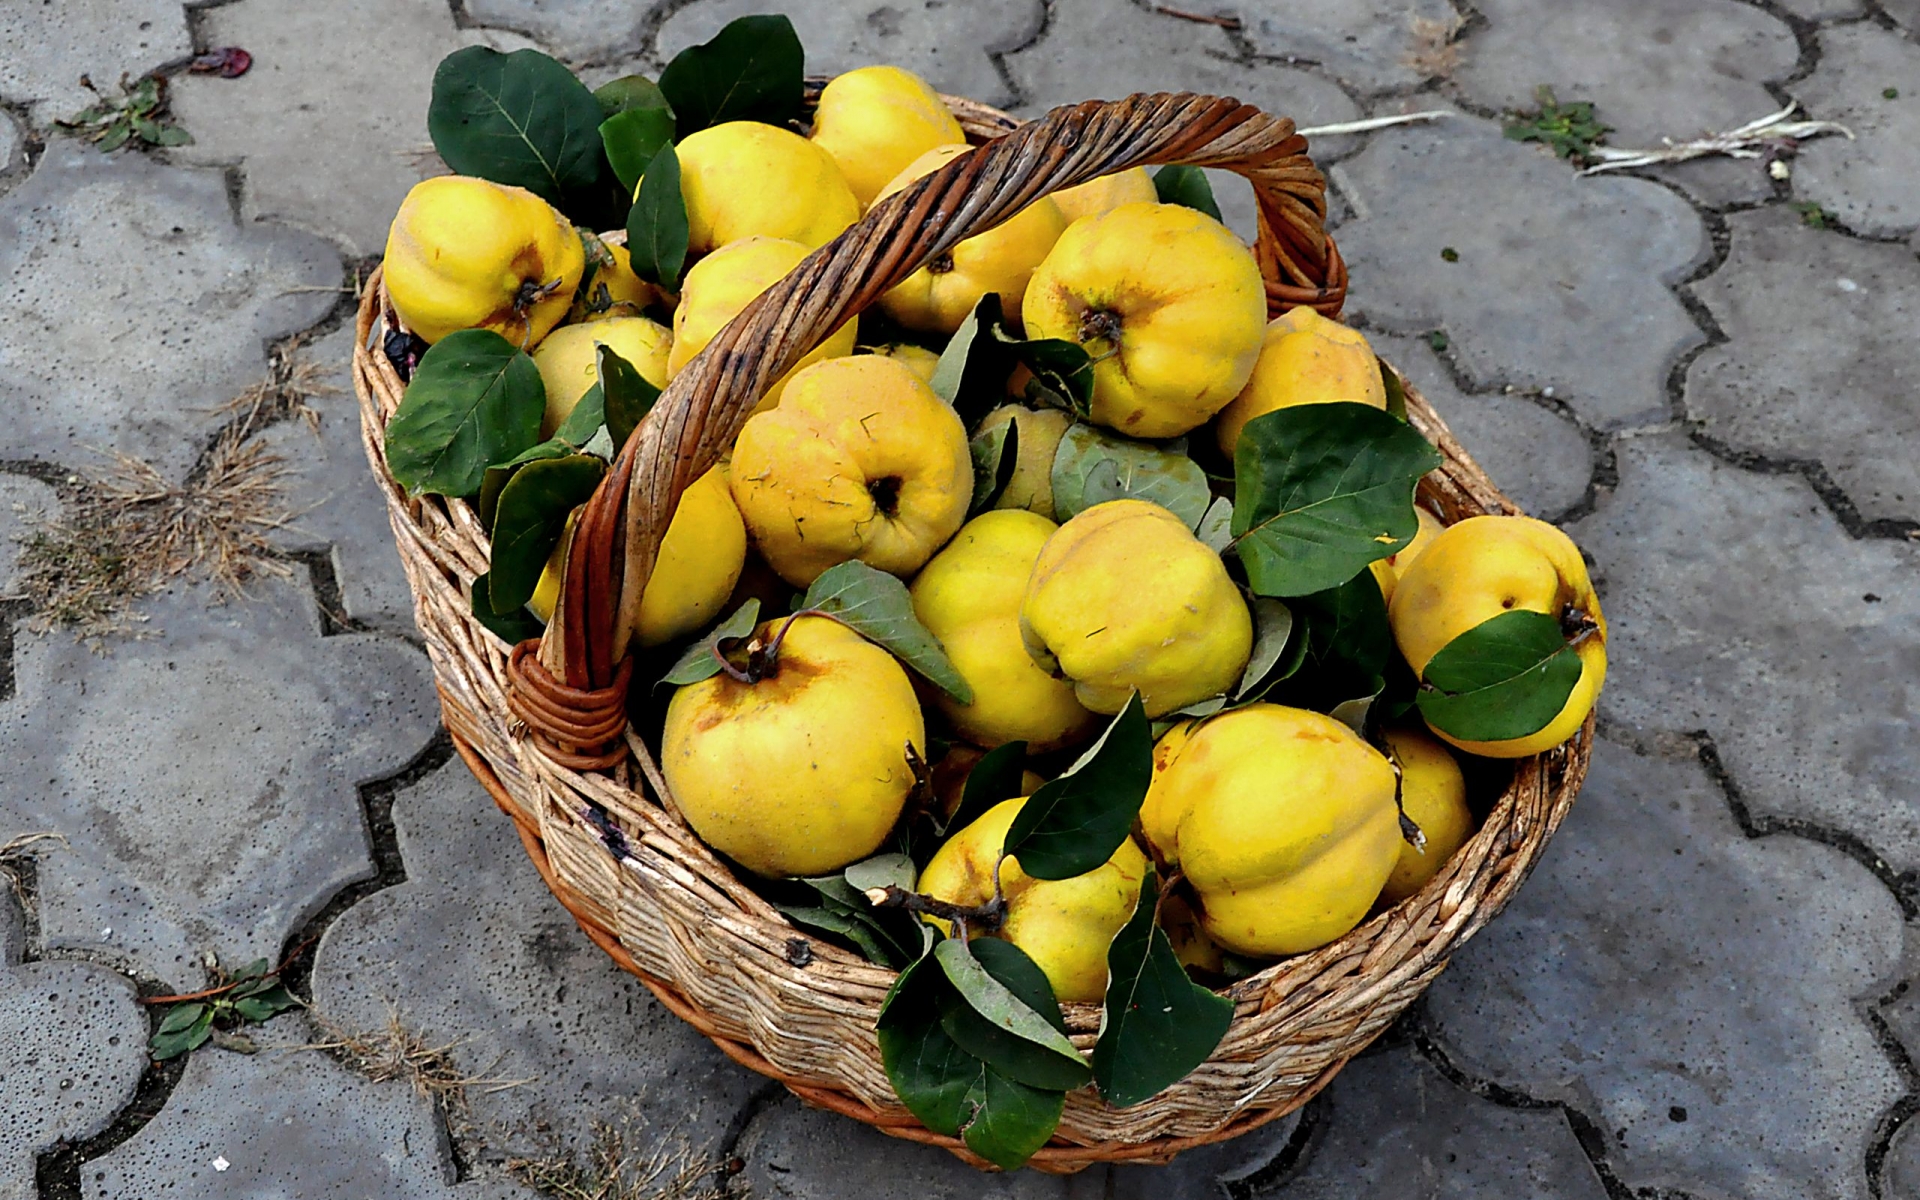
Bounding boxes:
1331 106 1709 431
462 0 650 64
1888 1114 1920 1200
1108 1113 1298 1198
1575 430 1920 872
258 327 416 630
658 0 1047 111
1686 204 1920 526
1791 23 1920 243
1371 332 1593 520
0 142 341 480
0 893 150 1200
1214 0 1464 93
1777 0 1864 17
310 756 761 1171
1426 732 1904 1200
0 475 60 593
0 110 20 183
1888 0 1920 34
0 578 437 988
0 0 191 126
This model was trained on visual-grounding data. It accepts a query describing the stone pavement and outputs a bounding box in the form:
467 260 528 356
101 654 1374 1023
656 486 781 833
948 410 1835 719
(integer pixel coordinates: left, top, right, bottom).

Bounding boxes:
0 0 1916 1196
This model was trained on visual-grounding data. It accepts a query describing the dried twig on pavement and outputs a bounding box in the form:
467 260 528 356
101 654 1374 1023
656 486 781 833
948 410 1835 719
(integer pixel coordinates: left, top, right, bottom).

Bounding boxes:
1580 102 1853 174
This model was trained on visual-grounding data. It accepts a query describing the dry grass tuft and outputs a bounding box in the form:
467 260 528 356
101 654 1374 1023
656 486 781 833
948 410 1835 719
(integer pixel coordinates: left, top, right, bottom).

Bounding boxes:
208 333 336 435
0 831 68 905
306 1009 528 1122
1405 12 1466 81
506 1120 734 1200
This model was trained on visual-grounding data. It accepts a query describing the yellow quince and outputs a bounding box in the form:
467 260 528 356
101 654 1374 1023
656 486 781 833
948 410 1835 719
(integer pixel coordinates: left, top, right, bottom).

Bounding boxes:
1024 202 1265 438
809 65 967 207
729 355 972 586
1050 167 1158 224
1376 726 1473 905
1142 704 1400 957
919 797 1147 1003
863 342 941 384
662 616 924 877
568 242 665 323
1020 499 1252 718
1369 505 1445 604
1214 307 1387 458
383 175 584 347
976 405 1070 517
667 236 857 410
530 315 672 438
910 510 1099 751
1389 514 1608 758
665 121 860 255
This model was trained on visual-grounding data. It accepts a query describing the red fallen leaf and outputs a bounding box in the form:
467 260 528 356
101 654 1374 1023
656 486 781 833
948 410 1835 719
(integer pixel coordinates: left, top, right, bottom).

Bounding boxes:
189 47 252 78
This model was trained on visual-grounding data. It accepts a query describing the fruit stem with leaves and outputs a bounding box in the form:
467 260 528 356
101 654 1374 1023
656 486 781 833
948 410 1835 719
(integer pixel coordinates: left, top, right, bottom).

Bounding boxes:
865 883 1008 934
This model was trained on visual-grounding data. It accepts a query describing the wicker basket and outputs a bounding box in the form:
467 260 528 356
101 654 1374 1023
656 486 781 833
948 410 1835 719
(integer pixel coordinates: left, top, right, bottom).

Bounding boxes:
349 86 1593 1173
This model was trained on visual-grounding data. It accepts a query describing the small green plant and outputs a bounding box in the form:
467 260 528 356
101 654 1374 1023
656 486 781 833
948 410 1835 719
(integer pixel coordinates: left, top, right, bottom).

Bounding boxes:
1885 87 1900 100
1504 86 1611 166
58 73 192 151
1440 246 1460 263
147 957 299 1060
1791 200 1835 229
1428 331 1450 354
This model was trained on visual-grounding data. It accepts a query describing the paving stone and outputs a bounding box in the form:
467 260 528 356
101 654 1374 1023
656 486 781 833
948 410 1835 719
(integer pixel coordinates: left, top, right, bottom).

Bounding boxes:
1331 106 1708 432
1574 430 1920 873
311 755 762 1172
0 0 191 126
1216 0 1464 93
1370 332 1593 520
1775 0 1864 18
0 474 60 594
1887 0 1920 34
171 0 538 258
0 141 341 480
0 578 437 988
0 893 150 1200
461 0 650 64
1425 731 1904 1200
657 0 1047 111
1886 1114 1920 1200
258 326 416 630
1791 23 1920 244
1107 1113 1298 1198
0 111 20 184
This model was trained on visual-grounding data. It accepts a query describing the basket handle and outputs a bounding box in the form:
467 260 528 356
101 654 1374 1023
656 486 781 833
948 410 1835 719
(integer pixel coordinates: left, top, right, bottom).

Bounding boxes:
509 91 1346 769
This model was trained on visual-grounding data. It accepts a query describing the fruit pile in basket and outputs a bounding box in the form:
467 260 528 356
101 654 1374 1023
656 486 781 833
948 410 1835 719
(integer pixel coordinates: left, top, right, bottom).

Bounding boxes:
376 15 1606 1167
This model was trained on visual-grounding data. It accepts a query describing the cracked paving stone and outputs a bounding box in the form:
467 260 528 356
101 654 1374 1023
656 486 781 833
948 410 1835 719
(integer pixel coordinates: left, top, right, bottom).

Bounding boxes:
1425 731 1904 1200
311 755 761 1174
172 0 537 258
1371 331 1593 520
1686 205 1920 528
657 0 1046 111
258 326 416 631
1331 106 1707 432
0 893 149 1200
1214 0 1464 94
0 0 190 126
1573 430 1920 876
1790 23 1920 246
0 577 437 989
0 141 341 481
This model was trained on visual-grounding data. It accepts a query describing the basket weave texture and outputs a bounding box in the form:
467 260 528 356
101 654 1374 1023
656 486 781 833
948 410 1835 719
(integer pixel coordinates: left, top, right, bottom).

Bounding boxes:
349 86 1593 1173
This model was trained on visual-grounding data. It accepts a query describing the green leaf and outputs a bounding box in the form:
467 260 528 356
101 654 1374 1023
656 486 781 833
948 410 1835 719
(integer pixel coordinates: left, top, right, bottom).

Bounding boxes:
1230 402 1442 597
594 74 672 118
96 120 132 152
967 417 1019 516
941 740 1029 838
803 561 972 704
627 142 689 291
428 47 610 217
231 983 298 1025
150 1005 215 1060
554 385 607 449
1235 596 1294 699
934 940 1088 1087
773 902 898 966
844 853 917 894
1272 572 1393 710
1003 332 1095 416
1415 609 1584 741
599 106 676 195
486 454 606 612
956 1060 1067 1170
1092 869 1234 1107
386 330 545 498
1379 355 1408 421
657 14 805 138
1049 423 1210 528
929 296 1026 427
1196 495 1234 552
1002 694 1152 880
232 958 272 981
598 343 660 452
156 1001 208 1036
470 572 547 641
659 598 761 687
479 438 577 529
1152 164 1223 221
929 296 994 406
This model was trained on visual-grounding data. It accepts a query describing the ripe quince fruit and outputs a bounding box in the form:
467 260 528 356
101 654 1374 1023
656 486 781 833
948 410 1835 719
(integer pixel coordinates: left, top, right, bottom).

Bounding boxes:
875 145 1069 334
1050 167 1158 224
1369 505 1444 604
864 342 941 384
1024 202 1266 438
1376 726 1472 905
919 797 1147 1003
666 121 860 255
662 615 925 877
910 510 1098 751
568 242 664 323
809 65 967 207
1020 499 1252 717
1142 704 1400 956
527 466 746 647
1389 514 1608 758
976 405 1070 517
730 355 972 586
1214 307 1386 458
383 175 585 347
531 315 672 438
668 236 857 411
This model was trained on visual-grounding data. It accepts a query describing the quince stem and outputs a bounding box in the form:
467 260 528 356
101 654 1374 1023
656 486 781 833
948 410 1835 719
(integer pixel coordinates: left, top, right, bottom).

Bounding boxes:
864 884 1008 936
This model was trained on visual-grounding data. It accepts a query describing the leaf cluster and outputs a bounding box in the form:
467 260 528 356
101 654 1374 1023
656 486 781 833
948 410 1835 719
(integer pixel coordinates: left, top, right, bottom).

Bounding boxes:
1503 85 1612 166
58 73 192 151
149 957 299 1061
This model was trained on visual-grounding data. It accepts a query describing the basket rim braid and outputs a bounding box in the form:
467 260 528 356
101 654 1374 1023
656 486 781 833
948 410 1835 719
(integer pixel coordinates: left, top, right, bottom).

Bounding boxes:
350 84 1593 1173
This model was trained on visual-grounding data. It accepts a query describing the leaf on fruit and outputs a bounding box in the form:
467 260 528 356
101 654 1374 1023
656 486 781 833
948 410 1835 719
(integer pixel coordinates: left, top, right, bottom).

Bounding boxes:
1328 682 1384 735
593 74 672 119
845 852 917 895
627 142 690 291
929 296 1006 418
599 105 677 195
1050 423 1210 528
967 417 1019 516
598 343 659 451
553 385 607 449
1092 869 1234 1107
470 572 547 642
428 47 610 219
1272 572 1394 712
999 330 1095 416
1235 596 1295 699
1415 608 1584 741
802 561 973 704
1152 164 1223 221
1002 694 1152 880
658 598 761 687
941 740 1029 838
1196 495 1235 552
1230 403 1442 597
487 454 605 613
657 14 805 138
1379 355 1409 421
934 939 1089 1088
479 438 578 529
386 330 546 499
